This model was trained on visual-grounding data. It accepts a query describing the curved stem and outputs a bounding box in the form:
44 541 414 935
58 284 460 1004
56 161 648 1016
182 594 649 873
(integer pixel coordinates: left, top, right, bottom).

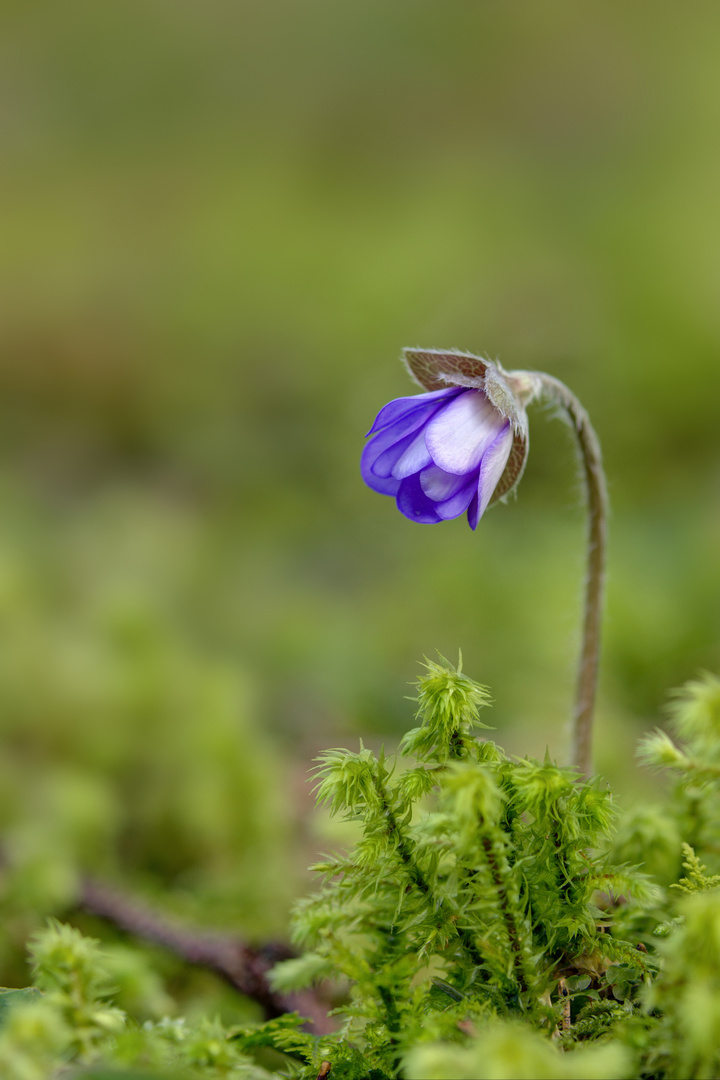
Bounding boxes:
533 374 608 777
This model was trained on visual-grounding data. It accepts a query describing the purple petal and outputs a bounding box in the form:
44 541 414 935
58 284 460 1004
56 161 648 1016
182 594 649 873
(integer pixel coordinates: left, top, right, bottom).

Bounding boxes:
396 474 443 524
468 422 513 529
466 492 480 530
361 469 400 497
367 386 462 436
425 389 507 475
361 393 456 489
362 389 460 494
434 476 478 520
361 427 405 495
371 426 429 480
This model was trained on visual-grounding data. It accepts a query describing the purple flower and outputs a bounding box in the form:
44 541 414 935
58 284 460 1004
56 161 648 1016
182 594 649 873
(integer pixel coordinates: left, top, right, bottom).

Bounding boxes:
361 350 536 530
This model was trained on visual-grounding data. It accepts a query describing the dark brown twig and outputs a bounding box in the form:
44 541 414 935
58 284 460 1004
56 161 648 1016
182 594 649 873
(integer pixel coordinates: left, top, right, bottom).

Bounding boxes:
79 875 335 1035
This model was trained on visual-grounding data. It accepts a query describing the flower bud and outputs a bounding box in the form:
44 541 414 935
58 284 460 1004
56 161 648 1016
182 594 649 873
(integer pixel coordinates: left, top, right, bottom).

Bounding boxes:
361 349 540 529
403 348 540 505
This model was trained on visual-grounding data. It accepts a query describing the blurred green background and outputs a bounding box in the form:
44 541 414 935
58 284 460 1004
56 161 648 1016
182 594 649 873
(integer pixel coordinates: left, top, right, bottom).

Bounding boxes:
0 0 719 1005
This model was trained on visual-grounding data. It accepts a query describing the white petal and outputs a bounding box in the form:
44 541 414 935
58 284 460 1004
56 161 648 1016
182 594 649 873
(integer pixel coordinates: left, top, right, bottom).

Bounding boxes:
391 428 432 479
419 464 469 502
475 423 514 519
425 390 507 475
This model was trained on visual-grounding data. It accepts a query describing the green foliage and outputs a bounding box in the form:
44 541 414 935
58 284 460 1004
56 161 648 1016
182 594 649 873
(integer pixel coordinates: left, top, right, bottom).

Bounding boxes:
645 892 720 1080
638 672 720 864
671 844 720 896
0 525 300 996
3 665 720 1078
0 923 274 1080
266 659 657 1078
403 1021 632 1080
258 662 720 1079
399 655 493 763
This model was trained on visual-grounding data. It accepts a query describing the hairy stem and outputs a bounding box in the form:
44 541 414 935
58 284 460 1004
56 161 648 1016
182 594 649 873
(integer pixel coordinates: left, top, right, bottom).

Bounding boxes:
534 374 608 777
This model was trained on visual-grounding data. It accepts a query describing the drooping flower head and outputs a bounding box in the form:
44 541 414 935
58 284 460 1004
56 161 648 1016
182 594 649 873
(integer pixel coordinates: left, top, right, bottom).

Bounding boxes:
361 349 539 530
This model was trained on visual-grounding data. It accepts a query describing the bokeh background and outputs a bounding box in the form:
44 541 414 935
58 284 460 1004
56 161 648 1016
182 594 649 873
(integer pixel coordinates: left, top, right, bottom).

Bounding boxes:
1 0 719 1013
